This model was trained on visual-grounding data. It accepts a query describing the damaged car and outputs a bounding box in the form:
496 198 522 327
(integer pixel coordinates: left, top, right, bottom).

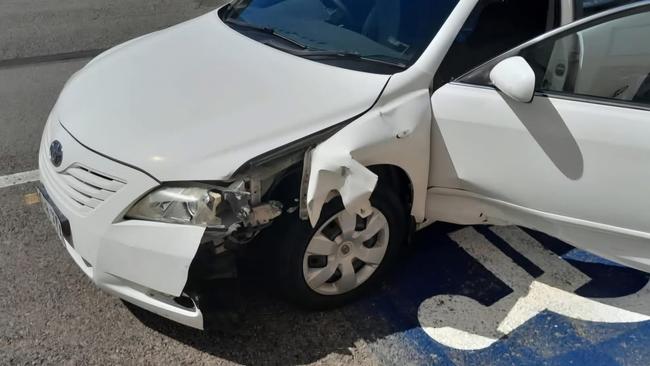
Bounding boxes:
38 0 650 330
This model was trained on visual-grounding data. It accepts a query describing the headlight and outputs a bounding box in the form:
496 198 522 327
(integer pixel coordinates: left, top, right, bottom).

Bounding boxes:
126 185 225 227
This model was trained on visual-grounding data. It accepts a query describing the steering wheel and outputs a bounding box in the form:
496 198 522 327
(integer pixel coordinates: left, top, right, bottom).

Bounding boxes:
321 0 353 24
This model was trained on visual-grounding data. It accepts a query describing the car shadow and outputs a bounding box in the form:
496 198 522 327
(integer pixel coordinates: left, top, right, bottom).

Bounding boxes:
124 222 650 364
123 222 467 364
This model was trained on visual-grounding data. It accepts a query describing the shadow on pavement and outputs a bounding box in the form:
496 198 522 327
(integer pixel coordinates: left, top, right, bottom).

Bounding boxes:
124 223 463 365
124 222 650 365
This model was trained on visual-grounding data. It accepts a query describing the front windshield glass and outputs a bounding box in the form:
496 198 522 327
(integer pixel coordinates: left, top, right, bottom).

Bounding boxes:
223 0 460 73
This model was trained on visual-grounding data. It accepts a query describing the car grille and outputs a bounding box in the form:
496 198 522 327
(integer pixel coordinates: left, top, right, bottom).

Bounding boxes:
41 155 125 214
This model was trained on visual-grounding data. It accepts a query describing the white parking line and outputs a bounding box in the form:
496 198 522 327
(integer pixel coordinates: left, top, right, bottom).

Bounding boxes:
0 169 40 189
417 226 650 350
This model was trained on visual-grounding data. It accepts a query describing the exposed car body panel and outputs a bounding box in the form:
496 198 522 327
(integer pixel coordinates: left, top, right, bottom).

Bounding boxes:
55 11 390 182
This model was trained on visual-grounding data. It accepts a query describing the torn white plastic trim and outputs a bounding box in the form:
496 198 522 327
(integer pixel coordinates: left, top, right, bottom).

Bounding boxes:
306 89 432 226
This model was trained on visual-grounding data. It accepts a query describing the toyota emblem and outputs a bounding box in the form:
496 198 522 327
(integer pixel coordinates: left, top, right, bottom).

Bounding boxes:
50 140 63 167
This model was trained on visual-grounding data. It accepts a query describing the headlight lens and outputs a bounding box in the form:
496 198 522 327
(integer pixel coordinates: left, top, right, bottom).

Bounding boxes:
126 186 224 227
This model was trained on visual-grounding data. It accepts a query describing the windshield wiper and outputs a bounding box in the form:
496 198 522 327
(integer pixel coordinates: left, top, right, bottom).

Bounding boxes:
294 50 408 70
223 18 308 50
223 17 406 70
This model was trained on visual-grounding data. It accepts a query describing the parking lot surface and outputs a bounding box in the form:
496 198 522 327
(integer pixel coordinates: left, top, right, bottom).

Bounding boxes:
4 183 650 365
2 2 650 365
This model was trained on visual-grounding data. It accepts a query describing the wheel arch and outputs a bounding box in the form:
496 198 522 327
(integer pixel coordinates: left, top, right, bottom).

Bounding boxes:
368 164 414 214
304 89 432 227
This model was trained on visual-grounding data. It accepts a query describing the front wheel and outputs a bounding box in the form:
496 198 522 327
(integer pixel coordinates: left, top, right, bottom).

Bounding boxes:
273 187 408 309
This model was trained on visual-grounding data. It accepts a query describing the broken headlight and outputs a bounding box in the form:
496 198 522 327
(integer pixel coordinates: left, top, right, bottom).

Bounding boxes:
126 186 225 227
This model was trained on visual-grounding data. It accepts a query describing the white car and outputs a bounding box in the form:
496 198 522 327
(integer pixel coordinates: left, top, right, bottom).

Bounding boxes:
38 0 650 330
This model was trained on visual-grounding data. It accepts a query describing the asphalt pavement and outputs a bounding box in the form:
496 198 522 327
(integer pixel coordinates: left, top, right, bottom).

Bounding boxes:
0 0 221 61
0 59 87 176
2 2 650 365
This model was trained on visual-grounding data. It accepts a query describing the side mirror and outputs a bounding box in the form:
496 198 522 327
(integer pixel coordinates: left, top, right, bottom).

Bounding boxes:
489 56 536 103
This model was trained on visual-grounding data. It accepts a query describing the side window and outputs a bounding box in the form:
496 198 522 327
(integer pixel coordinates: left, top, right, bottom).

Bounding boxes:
520 9 650 106
432 0 556 90
575 0 643 19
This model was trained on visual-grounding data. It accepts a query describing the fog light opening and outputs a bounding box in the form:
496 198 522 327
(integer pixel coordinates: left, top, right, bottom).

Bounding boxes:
173 295 195 309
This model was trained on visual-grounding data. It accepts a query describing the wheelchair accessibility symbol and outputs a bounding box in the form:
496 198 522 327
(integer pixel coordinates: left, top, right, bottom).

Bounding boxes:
418 226 650 350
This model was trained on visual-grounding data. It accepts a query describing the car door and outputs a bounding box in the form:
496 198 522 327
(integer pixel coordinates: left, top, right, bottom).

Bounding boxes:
428 3 650 271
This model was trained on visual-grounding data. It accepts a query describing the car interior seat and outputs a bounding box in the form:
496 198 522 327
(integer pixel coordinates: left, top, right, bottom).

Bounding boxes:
361 0 402 49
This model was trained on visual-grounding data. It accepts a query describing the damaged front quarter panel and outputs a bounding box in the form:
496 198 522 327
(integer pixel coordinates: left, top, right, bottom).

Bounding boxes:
188 150 305 288
184 88 433 324
305 89 433 226
183 177 285 330
200 179 284 246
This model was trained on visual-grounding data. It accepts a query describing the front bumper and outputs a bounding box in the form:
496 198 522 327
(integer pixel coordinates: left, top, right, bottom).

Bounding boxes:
39 113 207 329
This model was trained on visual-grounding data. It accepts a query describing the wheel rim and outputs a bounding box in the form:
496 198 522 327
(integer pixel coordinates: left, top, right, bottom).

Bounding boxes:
302 207 389 296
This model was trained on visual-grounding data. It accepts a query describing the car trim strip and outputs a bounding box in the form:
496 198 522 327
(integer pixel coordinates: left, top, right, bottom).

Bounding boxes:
58 121 162 184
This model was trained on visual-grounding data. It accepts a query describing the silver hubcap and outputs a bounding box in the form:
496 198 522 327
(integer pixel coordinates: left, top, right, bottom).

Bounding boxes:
302 208 389 295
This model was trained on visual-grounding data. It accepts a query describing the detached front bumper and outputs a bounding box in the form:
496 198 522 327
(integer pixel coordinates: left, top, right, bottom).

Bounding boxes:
39 113 207 329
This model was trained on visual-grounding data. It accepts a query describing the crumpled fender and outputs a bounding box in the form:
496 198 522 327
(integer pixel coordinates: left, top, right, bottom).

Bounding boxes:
306 89 432 226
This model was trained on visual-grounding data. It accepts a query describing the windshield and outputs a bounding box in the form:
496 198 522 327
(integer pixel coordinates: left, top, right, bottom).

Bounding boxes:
223 0 460 73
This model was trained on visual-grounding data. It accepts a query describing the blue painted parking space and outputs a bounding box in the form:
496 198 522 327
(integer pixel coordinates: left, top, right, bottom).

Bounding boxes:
351 224 650 365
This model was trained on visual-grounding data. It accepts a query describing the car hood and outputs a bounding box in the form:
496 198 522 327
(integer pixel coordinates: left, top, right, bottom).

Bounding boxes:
55 11 389 181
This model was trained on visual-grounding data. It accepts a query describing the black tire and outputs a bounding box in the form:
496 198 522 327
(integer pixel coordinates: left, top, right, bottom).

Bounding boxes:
270 185 408 310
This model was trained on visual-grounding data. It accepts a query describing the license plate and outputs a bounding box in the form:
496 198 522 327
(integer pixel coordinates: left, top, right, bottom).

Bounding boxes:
37 185 73 247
